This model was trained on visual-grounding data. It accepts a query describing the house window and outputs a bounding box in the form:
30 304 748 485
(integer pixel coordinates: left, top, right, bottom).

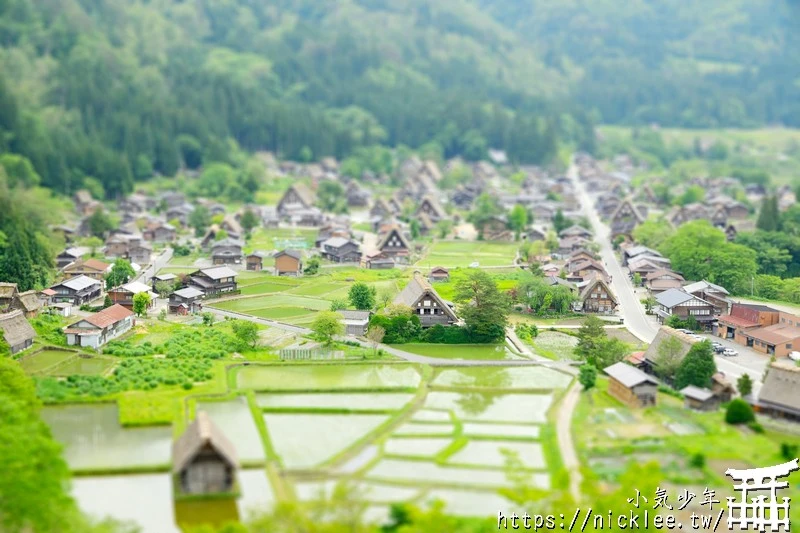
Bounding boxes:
424 300 431 307
787 344 793 349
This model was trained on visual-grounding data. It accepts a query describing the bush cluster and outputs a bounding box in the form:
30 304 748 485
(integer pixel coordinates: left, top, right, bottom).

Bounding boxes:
514 323 539 341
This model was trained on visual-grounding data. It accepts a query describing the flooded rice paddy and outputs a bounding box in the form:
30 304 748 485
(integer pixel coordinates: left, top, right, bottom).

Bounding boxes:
237 364 421 390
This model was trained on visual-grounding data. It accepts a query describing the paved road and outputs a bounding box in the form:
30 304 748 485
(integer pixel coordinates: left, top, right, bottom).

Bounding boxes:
136 247 173 284
569 162 658 344
569 159 768 386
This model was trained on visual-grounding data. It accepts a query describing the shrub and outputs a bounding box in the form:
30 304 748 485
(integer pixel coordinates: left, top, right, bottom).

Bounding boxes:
182 382 193 390
748 421 765 434
780 443 799 460
725 399 755 425
419 324 471 344
689 453 705 469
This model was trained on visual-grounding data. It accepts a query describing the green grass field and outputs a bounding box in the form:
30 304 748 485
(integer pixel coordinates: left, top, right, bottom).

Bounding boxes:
245 227 318 254
416 241 519 268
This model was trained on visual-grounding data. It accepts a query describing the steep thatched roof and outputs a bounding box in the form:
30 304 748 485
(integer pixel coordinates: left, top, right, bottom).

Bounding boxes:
0 310 35 347
173 411 238 473
759 362 800 415
642 326 695 367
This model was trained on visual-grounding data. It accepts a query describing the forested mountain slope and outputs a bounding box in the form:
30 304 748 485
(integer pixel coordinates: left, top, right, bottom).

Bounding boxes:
0 0 795 198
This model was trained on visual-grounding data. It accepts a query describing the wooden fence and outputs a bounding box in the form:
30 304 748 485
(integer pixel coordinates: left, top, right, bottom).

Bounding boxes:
279 348 344 360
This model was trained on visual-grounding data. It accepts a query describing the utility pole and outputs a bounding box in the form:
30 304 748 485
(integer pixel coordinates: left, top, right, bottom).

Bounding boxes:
751 276 754 297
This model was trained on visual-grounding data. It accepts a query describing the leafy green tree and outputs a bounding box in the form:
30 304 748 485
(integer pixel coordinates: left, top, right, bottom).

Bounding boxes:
652 335 684 379
435 219 453 239
0 357 79 532
177 134 203 169
240 208 260 235
409 219 421 239
593 337 630 368
155 281 175 299
304 256 321 275
725 398 755 425
632 219 674 249
202 312 215 326
83 236 104 257
87 208 115 237
231 320 260 349
756 195 781 232
329 299 348 311
0 153 41 188
348 282 377 310
317 180 347 214
311 311 344 344
674 341 717 389
632 272 642 286
468 193 503 233
105 259 135 289
132 292 151 317
737 373 753 397
552 209 570 233
366 325 386 354
453 270 510 342
214 229 228 241
508 204 528 238
578 364 597 390
188 205 210 238
676 184 706 206
575 316 607 359
660 220 757 294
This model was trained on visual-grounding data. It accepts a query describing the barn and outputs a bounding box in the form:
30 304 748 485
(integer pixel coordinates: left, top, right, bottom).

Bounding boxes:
173 411 239 496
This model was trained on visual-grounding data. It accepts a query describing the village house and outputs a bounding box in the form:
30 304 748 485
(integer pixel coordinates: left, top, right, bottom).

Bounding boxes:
725 220 757 242
0 310 36 354
567 258 608 283
62 258 110 281
480 215 513 241
169 287 204 315
315 223 351 248
416 195 448 223
640 326 695 380
557 236 591 257
160 191 186 209
173 411 239 495
346 181 371 207
165 203 194 226
273 250 303 276
627 256 672 279
526 226 548 242
681 386 720 412
717 303 780 345
337 310 371 336
682 280 731 316
755 363 800 421
577 278 617 314
56 248 82 269
711 372 736 402
540 263 561 277
107 281 157 311
245 252 267 272
277 183 316 218
377 226 411 263
370 198 395 220
364 251 396 270
609 199 646 240
129 241 153 266
211 238 244 265
320 237 361 263
645 269 685 293
428 267 450 283
73 189 100 216
12 290 43 318
621 245 664 267
64 304 134 348
603 362 659 408
185 267 238 297
393 274 458 328
0 282 18 309
654 288 716 329
143 222 176 243
219 215 243 240
152 273 178 295
728 311 800 357
559 225 593 240
50 276 102 306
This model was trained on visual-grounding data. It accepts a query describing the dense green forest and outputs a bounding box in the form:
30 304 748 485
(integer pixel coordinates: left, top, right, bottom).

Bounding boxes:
1 0 795 199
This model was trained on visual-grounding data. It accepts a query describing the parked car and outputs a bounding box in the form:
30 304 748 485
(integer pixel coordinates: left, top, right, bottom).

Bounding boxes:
469 261 480 268
711 342 724 353
722 348 738 357
677 329 693 335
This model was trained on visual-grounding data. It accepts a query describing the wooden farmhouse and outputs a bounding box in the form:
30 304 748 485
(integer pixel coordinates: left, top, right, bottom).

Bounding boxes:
0 310 36 354
173 411 239 496
393 274 458 328
604 362 659 408
64 304 134 349
274 250 303 276
681 385 720 412
50 276 103 306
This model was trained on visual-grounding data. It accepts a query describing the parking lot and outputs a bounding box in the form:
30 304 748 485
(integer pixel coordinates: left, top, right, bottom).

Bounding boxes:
695 332 770 395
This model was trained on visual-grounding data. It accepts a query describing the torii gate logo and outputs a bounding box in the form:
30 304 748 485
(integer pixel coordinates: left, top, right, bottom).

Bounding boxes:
726 458 798 531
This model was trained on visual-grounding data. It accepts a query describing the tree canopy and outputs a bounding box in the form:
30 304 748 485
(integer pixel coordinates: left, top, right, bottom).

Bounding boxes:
453 270 510 342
